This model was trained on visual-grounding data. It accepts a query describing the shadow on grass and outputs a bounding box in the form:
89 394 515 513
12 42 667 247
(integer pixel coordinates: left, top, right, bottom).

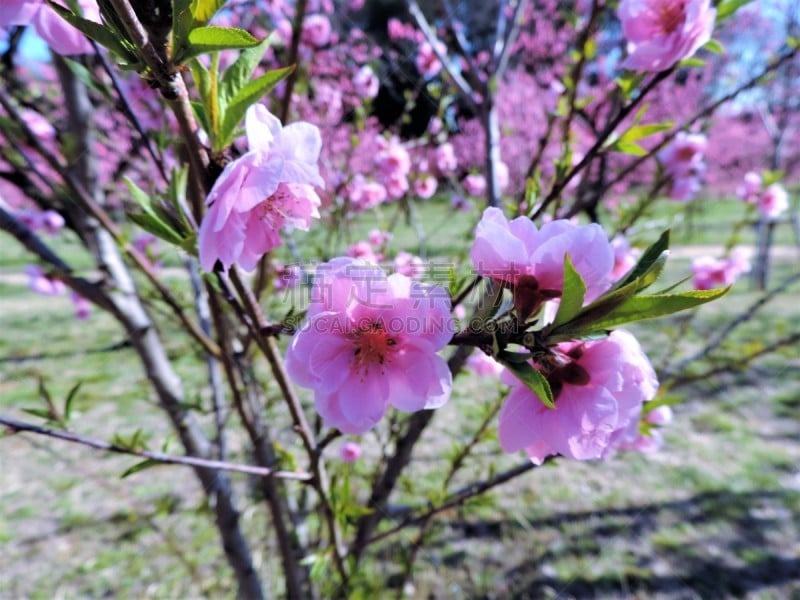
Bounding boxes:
405 489 799 597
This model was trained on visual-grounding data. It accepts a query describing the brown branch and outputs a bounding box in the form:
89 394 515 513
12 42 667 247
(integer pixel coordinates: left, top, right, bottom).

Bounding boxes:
0 415 311 480
362 460 542 548
531 67 675 220
0 87 220 359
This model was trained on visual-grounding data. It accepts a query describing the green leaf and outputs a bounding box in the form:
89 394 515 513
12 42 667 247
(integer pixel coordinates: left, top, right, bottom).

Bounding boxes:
63 382 82 421
121 459 162 479
761 169 784 187
191 0 227 25
611 140 648 156
127 212 184 246
47 2 138 63
578 287 730 332
715 0 752 23
678 57 706 68
124 177 184 245
21 407 56 421
611 230 670 292
218 66 294 148
497 355 555 409
219 36 274 107
703 39 725 55
551 255 586 329
186 26 260 57
615 72 645 100
618 122 674 144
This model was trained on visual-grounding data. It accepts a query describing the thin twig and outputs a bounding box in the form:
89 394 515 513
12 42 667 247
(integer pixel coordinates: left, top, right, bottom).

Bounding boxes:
363 460 541 548
0 415 312 480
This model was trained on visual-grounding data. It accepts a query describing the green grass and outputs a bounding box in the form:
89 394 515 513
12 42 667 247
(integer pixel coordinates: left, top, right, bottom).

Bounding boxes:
1 196 799 598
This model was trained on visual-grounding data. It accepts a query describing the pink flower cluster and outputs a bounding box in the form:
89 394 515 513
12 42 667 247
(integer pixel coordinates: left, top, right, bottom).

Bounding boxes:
374 136 412 200
737 172 790 220
198 105 324 272
286 258 453 433
618 0 716 72
659 132 707 201
691 248 751 290
498 330 659 464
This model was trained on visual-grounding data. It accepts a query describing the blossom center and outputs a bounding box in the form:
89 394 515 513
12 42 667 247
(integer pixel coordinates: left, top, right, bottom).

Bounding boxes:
353 322 396 368
258 187 290 228
656 1 687 35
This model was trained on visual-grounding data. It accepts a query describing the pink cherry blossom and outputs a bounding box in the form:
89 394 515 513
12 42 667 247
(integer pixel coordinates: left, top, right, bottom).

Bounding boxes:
618 0 716 72
466 353 505 378
393 251 425 279
301 14 332 48
413 174 438 199
659 132 707 201
737 171 762 203
346 240 380 263
463 173 487 197
339 441 362 462
70 291 91 320
285 258 454 433
25 264 65 296
20 109 56 140
273 264 302 291
375 136 411 179
0 0 100 55
432 142 458 175
416 41 446 78
470 207 614 317
16 209 64 235
368 229 392 247
451 195 472 213
353 65 379 99
610 235 640 281
197 105 323 272
347 175 387 211
691 248 750 290
757 183 789 220
498 330 658 464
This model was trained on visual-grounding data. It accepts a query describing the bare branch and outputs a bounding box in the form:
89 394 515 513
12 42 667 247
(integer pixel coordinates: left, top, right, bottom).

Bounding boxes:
0 415 311 480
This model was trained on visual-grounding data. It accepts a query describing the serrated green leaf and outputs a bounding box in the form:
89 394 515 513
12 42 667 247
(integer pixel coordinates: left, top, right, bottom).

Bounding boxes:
218 66 293 148
578 287 730 332
551 254 586 329
121 459 162 479
544 280 639 341
186 26 260 57
611 230 670 292
497 355 555 409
